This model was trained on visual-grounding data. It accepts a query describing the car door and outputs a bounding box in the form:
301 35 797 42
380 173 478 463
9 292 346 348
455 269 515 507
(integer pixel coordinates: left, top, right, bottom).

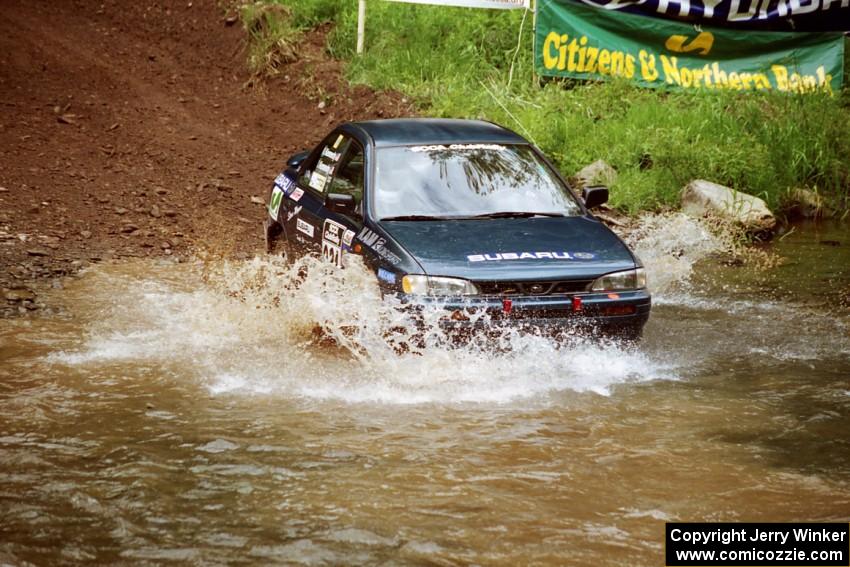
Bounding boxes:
285 131 366 267
281 133 343 257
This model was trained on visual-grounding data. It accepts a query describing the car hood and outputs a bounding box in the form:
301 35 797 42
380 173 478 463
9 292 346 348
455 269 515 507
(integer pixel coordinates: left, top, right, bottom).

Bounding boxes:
380 216 637 280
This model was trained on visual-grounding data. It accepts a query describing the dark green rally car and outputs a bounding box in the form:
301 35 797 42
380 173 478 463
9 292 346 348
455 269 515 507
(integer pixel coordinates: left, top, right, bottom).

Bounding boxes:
264 118 650 339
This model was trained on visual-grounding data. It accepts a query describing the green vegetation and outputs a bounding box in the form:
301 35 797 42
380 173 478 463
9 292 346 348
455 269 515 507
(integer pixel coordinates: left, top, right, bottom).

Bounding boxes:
241 3 300 77
244 1 850 214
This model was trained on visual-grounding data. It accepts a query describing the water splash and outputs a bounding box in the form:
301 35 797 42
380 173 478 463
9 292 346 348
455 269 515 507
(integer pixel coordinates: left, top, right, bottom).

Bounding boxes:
625 212 726 295
48 254 674 404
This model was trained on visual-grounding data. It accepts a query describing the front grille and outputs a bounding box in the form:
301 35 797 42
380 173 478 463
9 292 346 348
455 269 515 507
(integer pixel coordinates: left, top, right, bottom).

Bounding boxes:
476 279 593 296
551 280 595 294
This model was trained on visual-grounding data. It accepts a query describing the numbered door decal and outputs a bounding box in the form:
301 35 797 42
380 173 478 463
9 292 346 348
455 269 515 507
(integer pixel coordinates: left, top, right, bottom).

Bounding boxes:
322 219 346 268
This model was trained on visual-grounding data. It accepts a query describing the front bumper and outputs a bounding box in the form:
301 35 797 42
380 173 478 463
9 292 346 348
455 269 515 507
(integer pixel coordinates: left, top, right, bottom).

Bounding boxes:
399 290 651 336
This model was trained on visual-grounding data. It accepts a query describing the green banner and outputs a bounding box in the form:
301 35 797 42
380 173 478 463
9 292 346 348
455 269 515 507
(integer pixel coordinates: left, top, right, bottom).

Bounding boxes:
535 0 845 94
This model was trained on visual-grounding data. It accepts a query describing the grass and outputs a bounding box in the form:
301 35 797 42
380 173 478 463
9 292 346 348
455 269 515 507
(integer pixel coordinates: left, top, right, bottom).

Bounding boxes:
241 3 300 78
242 0 850 214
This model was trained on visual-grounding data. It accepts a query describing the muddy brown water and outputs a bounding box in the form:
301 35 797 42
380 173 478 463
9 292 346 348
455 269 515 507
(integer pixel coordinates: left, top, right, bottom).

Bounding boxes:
1 217 848 565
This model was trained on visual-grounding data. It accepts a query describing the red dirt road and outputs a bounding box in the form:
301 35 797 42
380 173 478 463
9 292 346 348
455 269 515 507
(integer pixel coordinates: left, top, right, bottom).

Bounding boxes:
0 0 410 315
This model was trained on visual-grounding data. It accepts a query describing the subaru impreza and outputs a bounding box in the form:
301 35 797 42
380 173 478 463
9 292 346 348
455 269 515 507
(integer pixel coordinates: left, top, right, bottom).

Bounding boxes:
264 118 650 339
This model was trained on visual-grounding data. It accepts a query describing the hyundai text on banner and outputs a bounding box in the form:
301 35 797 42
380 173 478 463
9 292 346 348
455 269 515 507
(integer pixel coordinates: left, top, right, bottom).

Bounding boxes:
385 0 529 9
534 0 844 93
569 0 850 31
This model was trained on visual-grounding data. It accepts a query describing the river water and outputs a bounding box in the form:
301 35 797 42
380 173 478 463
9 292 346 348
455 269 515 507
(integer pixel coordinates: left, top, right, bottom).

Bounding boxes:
1 217 848 565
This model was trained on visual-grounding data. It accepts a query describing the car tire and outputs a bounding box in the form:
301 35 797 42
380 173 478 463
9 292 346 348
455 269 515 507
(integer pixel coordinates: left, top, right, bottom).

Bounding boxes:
264 220 277 252
264 219 290 258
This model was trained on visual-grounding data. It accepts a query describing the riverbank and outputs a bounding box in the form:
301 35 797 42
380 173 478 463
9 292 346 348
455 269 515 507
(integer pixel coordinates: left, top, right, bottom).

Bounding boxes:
247 1 850 215
0 0 411 317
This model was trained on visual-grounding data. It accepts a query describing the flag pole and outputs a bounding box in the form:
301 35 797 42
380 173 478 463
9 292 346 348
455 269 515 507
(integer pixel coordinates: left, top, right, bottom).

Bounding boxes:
357 0 366 54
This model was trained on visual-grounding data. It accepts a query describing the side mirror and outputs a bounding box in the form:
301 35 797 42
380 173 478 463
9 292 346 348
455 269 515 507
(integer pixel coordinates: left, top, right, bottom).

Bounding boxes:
286 150 310 170
582 186 609 209
327 193 356 215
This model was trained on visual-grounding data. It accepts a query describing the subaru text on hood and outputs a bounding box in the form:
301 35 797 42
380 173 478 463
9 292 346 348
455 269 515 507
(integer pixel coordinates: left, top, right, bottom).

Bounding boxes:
264 118 650 340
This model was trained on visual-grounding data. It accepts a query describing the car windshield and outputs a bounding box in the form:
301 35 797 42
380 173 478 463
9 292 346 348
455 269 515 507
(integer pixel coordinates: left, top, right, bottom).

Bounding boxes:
373 144 583 220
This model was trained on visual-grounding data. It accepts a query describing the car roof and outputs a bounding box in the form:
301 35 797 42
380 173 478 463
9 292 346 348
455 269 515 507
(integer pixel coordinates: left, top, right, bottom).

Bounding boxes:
347 118 528 148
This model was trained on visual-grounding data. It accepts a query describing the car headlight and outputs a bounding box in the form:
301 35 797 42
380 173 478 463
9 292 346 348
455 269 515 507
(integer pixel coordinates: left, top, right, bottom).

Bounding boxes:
402 275 479 296
591 268 646 291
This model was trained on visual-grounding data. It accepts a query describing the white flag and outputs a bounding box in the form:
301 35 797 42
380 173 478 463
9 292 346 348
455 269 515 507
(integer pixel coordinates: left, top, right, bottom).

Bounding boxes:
385 0 529 9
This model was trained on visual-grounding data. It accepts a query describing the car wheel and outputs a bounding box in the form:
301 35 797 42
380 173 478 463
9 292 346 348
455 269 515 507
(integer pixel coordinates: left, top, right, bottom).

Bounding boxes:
264 220 291 258
264 220 276 252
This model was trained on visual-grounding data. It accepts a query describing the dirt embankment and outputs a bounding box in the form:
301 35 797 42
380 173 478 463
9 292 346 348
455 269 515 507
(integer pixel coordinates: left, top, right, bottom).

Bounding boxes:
0 0 412 316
